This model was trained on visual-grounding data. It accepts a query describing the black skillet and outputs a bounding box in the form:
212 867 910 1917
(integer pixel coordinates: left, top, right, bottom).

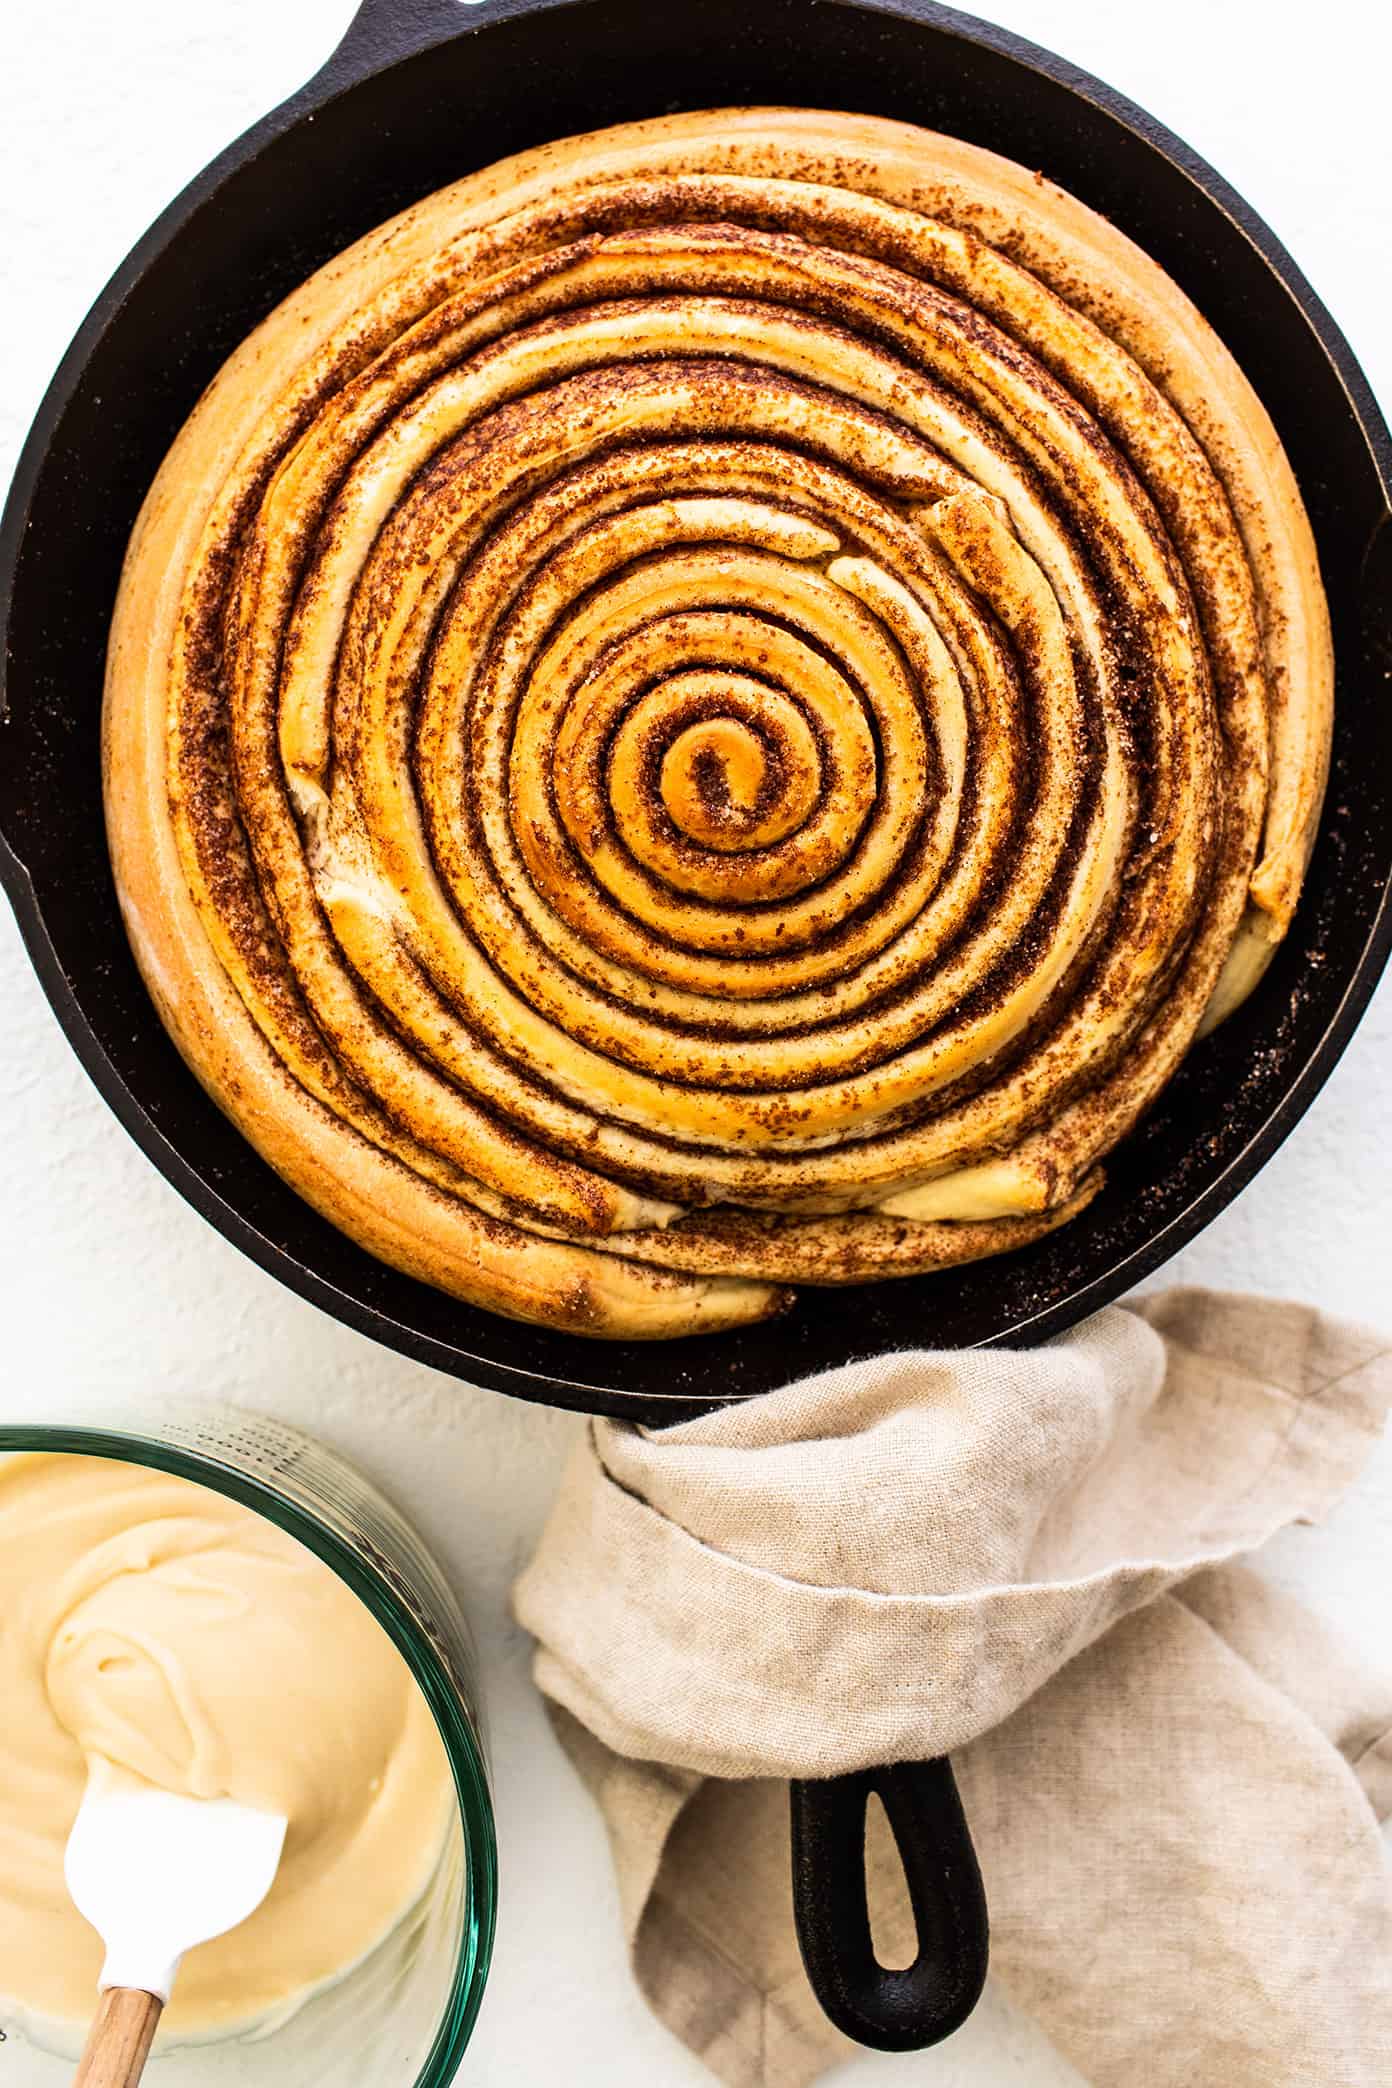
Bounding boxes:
2 0 1390 2059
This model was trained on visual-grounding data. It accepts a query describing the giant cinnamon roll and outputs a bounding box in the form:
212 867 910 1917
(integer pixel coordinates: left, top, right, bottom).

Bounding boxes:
104 110 1333 1338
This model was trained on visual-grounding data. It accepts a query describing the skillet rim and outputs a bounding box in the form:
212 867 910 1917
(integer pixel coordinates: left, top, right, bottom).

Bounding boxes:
1 0 1390 1416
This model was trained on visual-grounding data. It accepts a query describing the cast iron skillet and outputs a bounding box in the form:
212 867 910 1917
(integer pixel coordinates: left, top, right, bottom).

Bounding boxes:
2 0 1390 2059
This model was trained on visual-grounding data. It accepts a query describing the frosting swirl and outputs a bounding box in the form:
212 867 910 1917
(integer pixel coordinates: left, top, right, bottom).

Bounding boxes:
104 110 1333 1337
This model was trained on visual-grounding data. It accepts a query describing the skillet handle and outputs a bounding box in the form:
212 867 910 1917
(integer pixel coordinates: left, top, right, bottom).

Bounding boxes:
325 0 512 81
789 1758 988 2052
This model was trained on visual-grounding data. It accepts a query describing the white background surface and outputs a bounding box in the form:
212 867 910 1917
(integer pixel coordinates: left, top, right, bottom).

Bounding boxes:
1 3 1389 2081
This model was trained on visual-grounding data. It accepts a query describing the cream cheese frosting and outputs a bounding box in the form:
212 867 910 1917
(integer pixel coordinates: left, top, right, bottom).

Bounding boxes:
0 1452 455 2033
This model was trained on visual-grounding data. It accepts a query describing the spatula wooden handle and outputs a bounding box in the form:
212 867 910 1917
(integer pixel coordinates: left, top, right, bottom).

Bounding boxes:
72 1989 164 2088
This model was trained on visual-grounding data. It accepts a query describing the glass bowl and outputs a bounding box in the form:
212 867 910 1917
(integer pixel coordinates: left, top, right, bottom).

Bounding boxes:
0 1404 496 2086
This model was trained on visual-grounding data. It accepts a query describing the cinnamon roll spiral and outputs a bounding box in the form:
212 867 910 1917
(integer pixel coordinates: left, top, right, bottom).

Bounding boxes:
104 109 1333 1338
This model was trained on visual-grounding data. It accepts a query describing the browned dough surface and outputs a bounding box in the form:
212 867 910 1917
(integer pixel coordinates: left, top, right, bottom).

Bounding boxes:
103 109 1332 1338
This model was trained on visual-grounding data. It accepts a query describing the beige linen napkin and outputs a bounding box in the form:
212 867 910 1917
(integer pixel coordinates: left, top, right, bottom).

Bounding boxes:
513 1289 1392 2086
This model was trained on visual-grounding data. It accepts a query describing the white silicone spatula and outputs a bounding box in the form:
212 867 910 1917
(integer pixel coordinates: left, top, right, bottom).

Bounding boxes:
65 1770 288 2088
